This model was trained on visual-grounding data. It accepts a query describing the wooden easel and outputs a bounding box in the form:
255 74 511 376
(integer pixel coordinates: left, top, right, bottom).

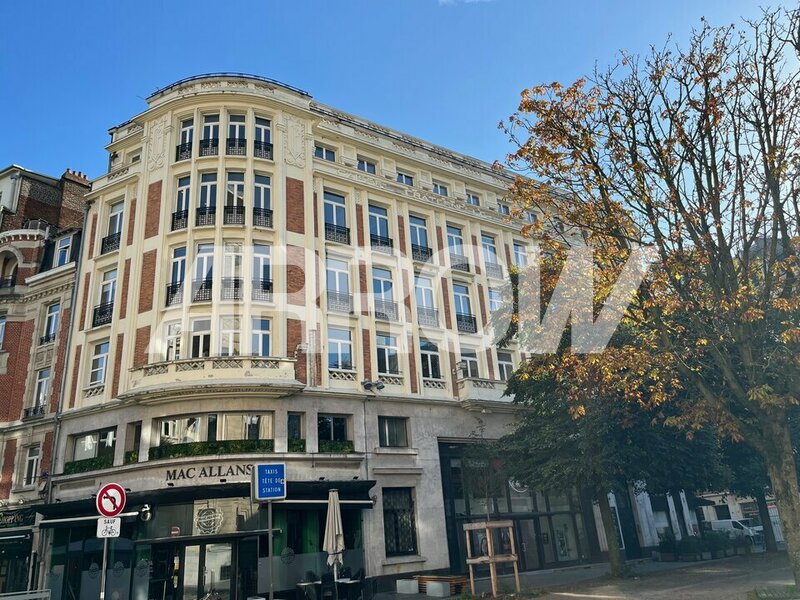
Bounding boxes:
463 520 521 597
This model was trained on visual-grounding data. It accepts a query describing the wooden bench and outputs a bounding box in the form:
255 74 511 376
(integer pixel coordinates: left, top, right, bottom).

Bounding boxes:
412 575 469 596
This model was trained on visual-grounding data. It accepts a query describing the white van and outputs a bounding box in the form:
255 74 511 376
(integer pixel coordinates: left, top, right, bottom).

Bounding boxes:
701 519 758 544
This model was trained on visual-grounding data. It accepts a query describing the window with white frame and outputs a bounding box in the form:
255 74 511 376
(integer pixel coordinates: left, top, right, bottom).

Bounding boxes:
99 269 117 306
461 348 480 379
376 333 400 375
482 234 498 264
165 322 182 361
202 114 219 141
433 181 448 196
254 174 271 210
497 203 511 216
199 173 217 210
252 318 271 357
43 302 60 341
34 368 50 407
453 283 472 315
176 176 191 213
23 445 40 486
369 205 390 240
223 241 242 281
378 416 408 448
513 242 528 268
255 117 271 144
465 191 481 206
180 118 194 145
219 317 240 356
314 144 335 161
396 170 414 186
323 191 347 227
225 172 245 207
414 276 435 309
420 340 442 380
191 319 211 358
326 257 350 294
228 114 246 141
357 157 376 174
328 328 352 370
108 201 124 236
372 267 394 301
73 428 116 462
89 341 110 386
55 235 72 267
409 216 428 248
252 243 271 285
170 247 186 286
526 211 538 224
447 225 465 256
195 243 214 283
488 288 503 313
497 352 514 381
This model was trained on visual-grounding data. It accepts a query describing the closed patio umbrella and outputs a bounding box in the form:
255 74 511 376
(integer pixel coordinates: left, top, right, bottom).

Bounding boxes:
323 488 345 594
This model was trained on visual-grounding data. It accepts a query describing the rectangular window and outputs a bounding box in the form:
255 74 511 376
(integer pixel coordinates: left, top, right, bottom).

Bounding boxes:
376 333 400 375
100 269 117 305
176 176 191 213
254 174 271 210
219 316 240 357
43 302 60 340
482 234 498 264
323 191 346 227
396 170 414 186
108 201 124 235
23 445 40 486
225 172 245 207
433 181 448 196
252 318 271 357
165 322 182 361
169 248 186 288
199 173 217 209
465 191 481 206
409 216 428 248
497 352 514 381
357 157 377 174
160 416 201 445
314 145 336 161
420 340 441 380
73 428 116 461
326 258 350 294
191 319 211 358
526 212 538 224
497 203 511 216
318 414 348 441
461 348 479 379
180 118 194 145
488 288 503 313
288 413 304 440
369 205 390 239
55 236 72 266
195 243 214 282
203 114 219 140
447 226 464 256
89 341 110 386
378 416 408 448
383 488 418 557
0 315 5 349
453 283 472 315
253 243 272 284
328 328 352 370
513 243 527 268
228 114 246 140
372 267 394 300
255 117 272 144
35 368 51 407
221 413 272 441
414 276 434 309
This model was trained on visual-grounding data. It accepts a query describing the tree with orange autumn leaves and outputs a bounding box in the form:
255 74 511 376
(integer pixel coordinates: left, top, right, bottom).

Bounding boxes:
498 7 800 582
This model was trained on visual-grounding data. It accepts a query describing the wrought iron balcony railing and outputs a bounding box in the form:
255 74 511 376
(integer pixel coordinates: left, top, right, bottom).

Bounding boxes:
374 299 399 321
0 276 15 289
223 205 245 226
327 290 353 314
92 302 114 328
485 262 504 279
411 244 433 262
171 209 188 231
199 138 219 156
226 137 247 156
165 282 183 307
175 142 192 161
450 253 470 273
23 404 46 419
417 307 439 327
456 312 478 334
101 232 121 254
253 207 273 228
254 140 274 160
196 206 216 227
192 279 213 302
370 234 394 254
221 278 243 301
39 332 56 345
325 223 350 245
252 278 273 302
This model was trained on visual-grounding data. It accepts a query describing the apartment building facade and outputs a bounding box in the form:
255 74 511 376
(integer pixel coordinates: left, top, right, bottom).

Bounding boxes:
0 165 88 592
41 74 606 600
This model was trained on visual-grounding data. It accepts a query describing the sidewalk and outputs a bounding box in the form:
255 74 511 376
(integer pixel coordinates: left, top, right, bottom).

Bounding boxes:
374 556 740 600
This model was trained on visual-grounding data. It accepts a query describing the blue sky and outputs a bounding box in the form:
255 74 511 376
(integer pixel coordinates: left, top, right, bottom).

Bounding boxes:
0 0 772 179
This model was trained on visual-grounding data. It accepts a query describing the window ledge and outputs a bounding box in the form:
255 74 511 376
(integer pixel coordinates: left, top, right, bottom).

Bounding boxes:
373 447 418 456
382 555 426 567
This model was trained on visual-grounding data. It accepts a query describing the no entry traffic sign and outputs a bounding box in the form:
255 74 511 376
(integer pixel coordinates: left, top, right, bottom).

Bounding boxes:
96 483 126 518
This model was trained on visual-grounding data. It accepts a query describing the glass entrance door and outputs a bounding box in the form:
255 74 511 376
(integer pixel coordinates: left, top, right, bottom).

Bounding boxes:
517 520 541 571
179 542 233 600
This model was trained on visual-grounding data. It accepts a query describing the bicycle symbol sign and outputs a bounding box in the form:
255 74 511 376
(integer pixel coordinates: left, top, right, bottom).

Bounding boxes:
96 482 126 517
96 517 121 538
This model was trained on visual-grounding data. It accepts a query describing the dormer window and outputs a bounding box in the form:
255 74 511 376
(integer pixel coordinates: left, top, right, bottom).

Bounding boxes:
55 235 72 267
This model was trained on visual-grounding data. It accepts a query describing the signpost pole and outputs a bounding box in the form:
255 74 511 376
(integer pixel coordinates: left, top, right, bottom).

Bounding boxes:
268 500 274 600
99 537 108 600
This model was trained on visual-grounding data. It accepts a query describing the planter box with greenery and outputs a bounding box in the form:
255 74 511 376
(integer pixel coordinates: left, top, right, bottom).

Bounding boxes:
288 439 306 453
63 455 114 475
318 439 354 453
149 439 275 460
124 451 138 465
658 532 678 561
677 536 702 561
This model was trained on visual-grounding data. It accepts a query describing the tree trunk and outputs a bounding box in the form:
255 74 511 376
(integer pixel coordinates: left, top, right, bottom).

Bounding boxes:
762 418 800 586
597 490 625 576
755 489 778 553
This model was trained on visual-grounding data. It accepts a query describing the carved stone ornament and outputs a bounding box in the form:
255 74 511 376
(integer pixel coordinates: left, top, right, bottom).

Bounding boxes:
147 116 168 172
284 115 307 168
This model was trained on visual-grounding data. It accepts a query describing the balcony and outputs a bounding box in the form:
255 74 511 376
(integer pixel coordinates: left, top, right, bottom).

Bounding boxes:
254 140 274 160
63 454 114 475
422 378 448 391
199 138 219 157
0 276 15 289
485 262 504 279
165 282 183 307
226 137 247 156
370 234 394 254
417 307 439 327
411 244 433 262
223 205 245 226
374 299 399 321
327 290 353 314
196 206 216 227
253 207 273 228
325 223 350 245
175 142 192 161
39 332 56 345
456 312 477 334
450 253 471 273
126 355 301 400
192 279 213 302
101 232 121 254
221 277 243 301
252 278 273 302
150 438 274 461
318 439 355 453
22 404 46 419
171 209 189 231
92 302 114 327
457 377 509 403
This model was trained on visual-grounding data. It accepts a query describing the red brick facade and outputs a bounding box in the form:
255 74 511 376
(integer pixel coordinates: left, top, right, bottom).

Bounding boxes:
144 181 162 239
286 177 305 234
133 326 151 368
286 319 307 383
138 250 157 313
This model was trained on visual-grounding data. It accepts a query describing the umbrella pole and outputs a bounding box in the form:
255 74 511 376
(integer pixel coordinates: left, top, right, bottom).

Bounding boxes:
334 562 339 600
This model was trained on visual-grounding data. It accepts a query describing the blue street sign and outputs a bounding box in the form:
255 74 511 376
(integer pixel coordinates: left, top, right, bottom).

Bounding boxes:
252 463 287 501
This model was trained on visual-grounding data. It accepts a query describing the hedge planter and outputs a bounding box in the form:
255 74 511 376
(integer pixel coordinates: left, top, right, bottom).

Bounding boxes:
149 439 275 460
318 439 355 453
63 455 114 475
288 438 306 453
